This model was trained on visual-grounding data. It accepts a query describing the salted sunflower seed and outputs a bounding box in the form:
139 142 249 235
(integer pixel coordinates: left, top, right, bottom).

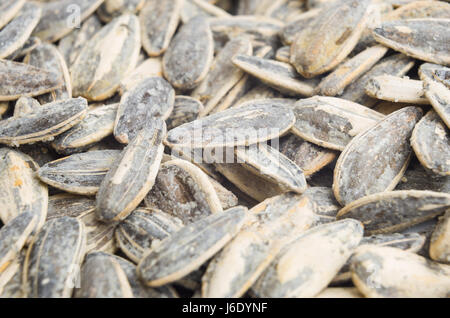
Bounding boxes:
32 0 104 43
351 245 450 297
24 42 72 104
411 110 450 176
181 0 231 24
194 36 252 117
71 14 141 101
365 75 429 104
430 210 450 263
0 148 48 226
96 119 166 223
339 53 415 107
252 219 363 298
144 159 223 225
290 0 372 78
0 0 25 30
419 63 450 129
279 134 337 177
115 208 183 263
47 194 116 254
97 0 145 23
166 96 204 130
140 0 182 57
373 19 450 66
52 103 118 155
336 190 450 235
232 54 317 97
0 97 87 146
74 251 133 298
292 96 385 151
137 206 248 287
114 77 174 144
0 59 62 102
37 150 120 196
202 193 315 298
333 106 422 206
165 102 295 150
0 2 41 59
23 216 87 298
163 16 214 90
317 45 388 97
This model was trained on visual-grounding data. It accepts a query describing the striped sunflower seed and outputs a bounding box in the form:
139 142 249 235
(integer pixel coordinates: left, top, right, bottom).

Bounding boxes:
96 119 166 223
118 58 163 94
333 107 422 206
365 75 429 104
430 210 450 263
0 0 25 30
336 190 450 235
0 248 26 298
301 187 341 225
396 162 450 193
279 8 321 45
97 0 145 23
166 96 204 130
23 216 87 298
181 0 231 24
137 206 248 287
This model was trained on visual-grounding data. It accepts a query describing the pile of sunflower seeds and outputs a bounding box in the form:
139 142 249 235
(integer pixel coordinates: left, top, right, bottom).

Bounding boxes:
0 0 449 298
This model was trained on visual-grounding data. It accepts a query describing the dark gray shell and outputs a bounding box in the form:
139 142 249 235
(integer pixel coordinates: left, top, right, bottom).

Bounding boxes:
0 97 88 146
337 190 450 235
373 19 450 66
292 96 385 151
115 208 183 263
0 59 62 102
144 159 223 225
395 162 450 193
232 54 317 97
24 216 87 298
162 16 214 90
137 207 248 287
6 36 41 61
32 0 105 42
278 134 337 177
70 14 141 101
411 110 450 176
0 0 25 30
74 251 133 298
52 104 118 155
139 0 182 57
114 77 175 144
165 103 295 149
166 96 204 130
37 150 120 196
0 2 41 59
96 119 166 223
333 107 422 206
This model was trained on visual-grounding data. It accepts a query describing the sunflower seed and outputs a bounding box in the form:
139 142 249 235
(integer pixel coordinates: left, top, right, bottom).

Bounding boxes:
365 75 429 104
32 0 105 42
163 16 214 90
118 58 163 94
337 190 450 235
0 0 25 30
396 161 450 193
385 1 450 21
430 210 450 263
194 36 252 116
165 103 295 149
333 107 422 206
114 77 174 144
237 0 274 15
115 208 183 263
137 206 248 287
13 97 40 118
140 0 182 57
181 0 231 24
209 16 283 41
290 0 372 78
71 14 141 101
339 53 415 107
96 119 166 223
144 159 223 225
279 8 321 45
166 96 204 130
0 97 87 146
67 15 103 66
275 46 290 63
0 59 62 102
317 45 388 97
301 187 341 225
0 2 41 59
74 251 133 298
232 54 317 96
0 149 48 227
411 110 450 176
202 193 315 298
373 19 450 66
252 219 363 298
97 0 145 23
208 177 238 210
0 248 25 298
350 245 450 297
419 63 450 129
292 96 385 151
24 216 86 298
